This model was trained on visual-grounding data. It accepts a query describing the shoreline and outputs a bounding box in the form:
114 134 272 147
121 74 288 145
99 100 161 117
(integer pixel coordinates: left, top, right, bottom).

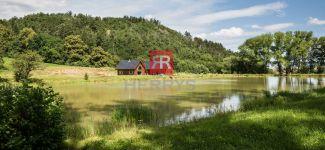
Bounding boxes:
1 58 324 84
2 70 325 84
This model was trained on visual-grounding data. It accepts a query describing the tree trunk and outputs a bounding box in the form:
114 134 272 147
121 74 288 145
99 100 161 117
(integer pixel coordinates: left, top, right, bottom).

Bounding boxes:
277 62 283 75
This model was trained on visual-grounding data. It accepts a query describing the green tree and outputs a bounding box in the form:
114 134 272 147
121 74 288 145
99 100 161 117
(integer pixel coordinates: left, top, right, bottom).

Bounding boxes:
0 25 12 69
7 28 37 55
310 37 325 73
272 32 286 75
90 46 117 67
18 28 37 49
0 83 65 149
282 31 294 74
238 34 273 73
13 51 43 82
2 13 230 72
80 26 97 47
0 24 13 56
221 55 238 73
282 31 314 74
291 31 313 73
28 33 64 64
64 35 88 66
184 31 192 41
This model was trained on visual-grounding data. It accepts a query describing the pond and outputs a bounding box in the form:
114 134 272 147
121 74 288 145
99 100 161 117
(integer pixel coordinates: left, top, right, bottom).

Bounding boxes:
54 76 325 128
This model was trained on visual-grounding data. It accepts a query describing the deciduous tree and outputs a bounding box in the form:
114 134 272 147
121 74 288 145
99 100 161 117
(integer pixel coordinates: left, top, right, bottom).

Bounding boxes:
18 28 37 49
13 51 43 82
64 35 88 66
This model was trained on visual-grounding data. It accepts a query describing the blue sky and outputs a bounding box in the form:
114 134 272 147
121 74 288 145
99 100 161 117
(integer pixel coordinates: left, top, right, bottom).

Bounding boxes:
1 0 324 50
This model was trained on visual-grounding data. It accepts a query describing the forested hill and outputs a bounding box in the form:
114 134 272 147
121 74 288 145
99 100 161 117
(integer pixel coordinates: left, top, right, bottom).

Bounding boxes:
0 12 229 73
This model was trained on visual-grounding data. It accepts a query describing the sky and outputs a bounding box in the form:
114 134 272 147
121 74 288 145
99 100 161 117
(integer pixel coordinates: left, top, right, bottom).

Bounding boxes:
0 0 324 51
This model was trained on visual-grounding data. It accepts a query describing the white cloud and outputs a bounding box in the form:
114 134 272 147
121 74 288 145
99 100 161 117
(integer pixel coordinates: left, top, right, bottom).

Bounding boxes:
0 0 67 19
146 1 287 34
188 2 286 26
210 27 245 38
144 14 154 20
251 23 294 32
8 0 67 8
138 0 220 33
308 17 325 25
195 27 261 51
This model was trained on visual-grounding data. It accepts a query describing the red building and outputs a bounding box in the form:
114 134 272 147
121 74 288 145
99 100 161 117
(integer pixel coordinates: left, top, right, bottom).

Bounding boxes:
116 50 174 75
148 50 174 75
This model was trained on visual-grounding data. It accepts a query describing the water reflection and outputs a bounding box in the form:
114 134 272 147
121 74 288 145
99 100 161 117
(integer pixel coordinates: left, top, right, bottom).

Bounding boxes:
55 76 325 127
220 95 241 111
164 95 241 125
266 76 324 94
164 76 325 125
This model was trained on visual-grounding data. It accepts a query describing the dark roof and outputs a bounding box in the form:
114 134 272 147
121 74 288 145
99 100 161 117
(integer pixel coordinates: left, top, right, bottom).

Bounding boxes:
116 60 141 69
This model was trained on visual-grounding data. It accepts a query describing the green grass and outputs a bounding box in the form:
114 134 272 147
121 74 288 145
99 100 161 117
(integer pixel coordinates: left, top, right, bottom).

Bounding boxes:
62 88 325 150
1 57 324 85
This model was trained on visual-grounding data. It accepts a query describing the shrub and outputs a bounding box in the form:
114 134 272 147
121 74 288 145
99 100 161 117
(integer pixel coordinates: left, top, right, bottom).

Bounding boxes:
0 83 65 149
84 73 89 81
13 51 43 82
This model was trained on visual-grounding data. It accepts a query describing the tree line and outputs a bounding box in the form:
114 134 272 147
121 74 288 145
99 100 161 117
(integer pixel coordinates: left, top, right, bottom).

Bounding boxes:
0 12 324 74
228 31 324 74
0 12 229 73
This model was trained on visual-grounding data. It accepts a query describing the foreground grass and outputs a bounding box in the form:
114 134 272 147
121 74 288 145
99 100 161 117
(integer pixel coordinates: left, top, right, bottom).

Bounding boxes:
64 88 325 150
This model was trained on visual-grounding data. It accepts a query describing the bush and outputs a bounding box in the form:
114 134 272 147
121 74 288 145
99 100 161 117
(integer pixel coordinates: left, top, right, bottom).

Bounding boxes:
0 83 65 149
175 59 210 74
13 51 43 82
84 73 89 80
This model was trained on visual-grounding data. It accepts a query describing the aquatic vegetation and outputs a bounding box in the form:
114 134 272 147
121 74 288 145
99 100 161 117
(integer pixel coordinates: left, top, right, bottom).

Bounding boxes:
111 103 158 126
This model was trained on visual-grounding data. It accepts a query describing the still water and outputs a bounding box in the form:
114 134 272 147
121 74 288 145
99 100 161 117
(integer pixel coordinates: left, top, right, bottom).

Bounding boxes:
53 76 324 126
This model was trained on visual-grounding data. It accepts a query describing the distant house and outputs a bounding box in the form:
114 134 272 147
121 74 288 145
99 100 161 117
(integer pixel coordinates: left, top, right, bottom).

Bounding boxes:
116 60 146 75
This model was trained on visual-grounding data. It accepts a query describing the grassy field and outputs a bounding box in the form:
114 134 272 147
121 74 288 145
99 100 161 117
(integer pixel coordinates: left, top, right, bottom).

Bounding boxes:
1 57 324 85
62 87 325 150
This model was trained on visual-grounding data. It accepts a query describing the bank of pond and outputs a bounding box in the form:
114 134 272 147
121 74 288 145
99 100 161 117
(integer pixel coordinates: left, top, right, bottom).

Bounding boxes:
0 76 324 149
62 87 325 150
